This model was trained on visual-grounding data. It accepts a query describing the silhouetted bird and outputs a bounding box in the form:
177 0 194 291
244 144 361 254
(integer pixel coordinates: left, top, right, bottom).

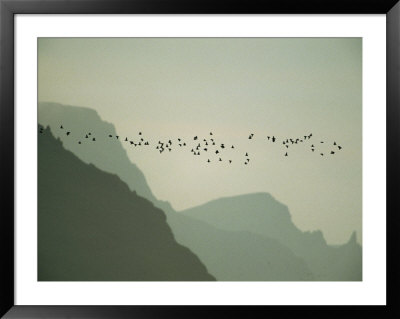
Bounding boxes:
204 148 208 151
194 136 198 140
334 142 337 145
245 162 248 165
92 138 96 141
286 145 289 148
125 137 128 141
78 141 81 144
338 146 342 150
66 132 70 136
183 143 186 146
331 151 335 154
130 141 134 145
221 144 225 149
207 159 210 163
210 132 213 135
272 136 276 142
219 158 222 161
285 152 288 157
321 153 324 156
88 133 91 136
85 135 88 138
60 125 63 129
320 141 324 143
116 136 119 139
267 136 270 140
139 132 142 135
312 149 315 152
245 152 248 156
229 160 232 163
109 135 112 137
231 145 234 149
216 150 219 154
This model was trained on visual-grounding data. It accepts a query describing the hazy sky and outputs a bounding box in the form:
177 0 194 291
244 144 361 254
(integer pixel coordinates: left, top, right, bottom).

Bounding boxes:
38 38 362 245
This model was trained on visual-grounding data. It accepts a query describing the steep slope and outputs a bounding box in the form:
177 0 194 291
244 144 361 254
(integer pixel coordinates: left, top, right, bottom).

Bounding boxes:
181 194 362 281
38 126 215 281
38 102 157 203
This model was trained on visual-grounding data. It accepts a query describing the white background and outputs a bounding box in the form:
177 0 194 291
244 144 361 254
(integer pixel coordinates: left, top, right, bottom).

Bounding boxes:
15 15 386 305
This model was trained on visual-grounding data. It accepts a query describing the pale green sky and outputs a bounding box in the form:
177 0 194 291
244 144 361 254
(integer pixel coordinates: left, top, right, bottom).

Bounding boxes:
38 38 362 245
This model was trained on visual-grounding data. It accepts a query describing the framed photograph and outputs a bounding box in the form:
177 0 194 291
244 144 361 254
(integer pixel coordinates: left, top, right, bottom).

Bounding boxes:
1 0 398 317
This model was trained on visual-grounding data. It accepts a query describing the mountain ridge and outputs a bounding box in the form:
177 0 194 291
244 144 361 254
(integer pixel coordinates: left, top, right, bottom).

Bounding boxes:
38 102 362 281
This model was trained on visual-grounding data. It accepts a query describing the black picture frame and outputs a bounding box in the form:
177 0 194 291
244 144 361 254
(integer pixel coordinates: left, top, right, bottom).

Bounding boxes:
1 0 399 318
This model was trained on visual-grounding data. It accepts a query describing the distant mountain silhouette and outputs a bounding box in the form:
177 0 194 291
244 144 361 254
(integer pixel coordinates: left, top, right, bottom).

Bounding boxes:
167 211 313 281
38 125 215 281
38 102 361 281
181 193 362 281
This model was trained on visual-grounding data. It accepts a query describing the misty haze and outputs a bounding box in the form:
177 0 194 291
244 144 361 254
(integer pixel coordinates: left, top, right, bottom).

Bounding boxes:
38 38 362 281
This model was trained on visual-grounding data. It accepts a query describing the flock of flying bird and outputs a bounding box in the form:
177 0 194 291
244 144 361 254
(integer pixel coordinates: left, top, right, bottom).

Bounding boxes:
39 124 343 165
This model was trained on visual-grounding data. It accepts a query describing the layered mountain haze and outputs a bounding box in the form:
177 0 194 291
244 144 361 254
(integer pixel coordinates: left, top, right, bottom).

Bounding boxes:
166 212 314 281
181 194 362 281
38 125 215 281
38 102 362 281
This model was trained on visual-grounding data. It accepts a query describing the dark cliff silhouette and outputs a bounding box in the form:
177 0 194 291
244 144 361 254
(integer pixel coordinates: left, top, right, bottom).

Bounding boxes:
38 125 215 281
39 102 158 203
